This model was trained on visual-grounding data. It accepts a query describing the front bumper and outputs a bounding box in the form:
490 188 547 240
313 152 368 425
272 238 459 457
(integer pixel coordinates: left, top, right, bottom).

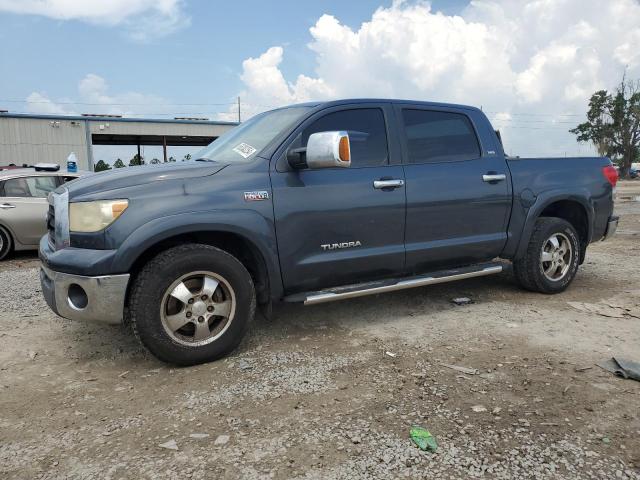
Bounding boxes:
40 264 129 325
602 215 619 241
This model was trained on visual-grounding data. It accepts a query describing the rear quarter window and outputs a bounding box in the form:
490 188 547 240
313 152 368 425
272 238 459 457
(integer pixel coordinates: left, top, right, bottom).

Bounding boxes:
402 109 481 163
2 176 58 198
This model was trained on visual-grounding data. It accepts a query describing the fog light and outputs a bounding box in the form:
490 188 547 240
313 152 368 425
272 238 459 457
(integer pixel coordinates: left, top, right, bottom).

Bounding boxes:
68 283 88 310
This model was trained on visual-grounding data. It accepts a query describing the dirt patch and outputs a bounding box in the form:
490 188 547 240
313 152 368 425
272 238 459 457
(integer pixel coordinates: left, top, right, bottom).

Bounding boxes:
1 181 639 479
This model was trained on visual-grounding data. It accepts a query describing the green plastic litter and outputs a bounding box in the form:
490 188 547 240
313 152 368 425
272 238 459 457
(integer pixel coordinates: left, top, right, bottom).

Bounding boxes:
410 426 438 452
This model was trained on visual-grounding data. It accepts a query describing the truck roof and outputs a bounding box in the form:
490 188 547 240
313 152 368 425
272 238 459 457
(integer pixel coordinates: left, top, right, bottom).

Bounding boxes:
288 98 482 113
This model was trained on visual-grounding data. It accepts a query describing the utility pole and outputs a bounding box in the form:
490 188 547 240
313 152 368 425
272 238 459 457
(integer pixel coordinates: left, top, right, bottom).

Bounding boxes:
237 96 241 123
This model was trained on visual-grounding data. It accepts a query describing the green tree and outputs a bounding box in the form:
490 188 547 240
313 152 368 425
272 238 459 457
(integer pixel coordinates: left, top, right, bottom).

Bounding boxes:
129 153 144 167
182 153 192 162
113 158 126 168
94 160 111 172
149 158 161 165
570 74 640 178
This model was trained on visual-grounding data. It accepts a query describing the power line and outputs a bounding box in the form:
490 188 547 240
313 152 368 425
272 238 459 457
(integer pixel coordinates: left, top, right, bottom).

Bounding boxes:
1 100 589 128
2 110 234 117
2 111 583 121
0 98 282 109
493 126 576 130
1 98 589 117
1 112 578 127
489 118 579 124
485 111 585 117
0 99 238 106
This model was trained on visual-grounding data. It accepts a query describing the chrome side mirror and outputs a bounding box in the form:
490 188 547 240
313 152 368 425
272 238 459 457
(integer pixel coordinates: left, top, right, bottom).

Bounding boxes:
288 131 351 169
306 131 351 169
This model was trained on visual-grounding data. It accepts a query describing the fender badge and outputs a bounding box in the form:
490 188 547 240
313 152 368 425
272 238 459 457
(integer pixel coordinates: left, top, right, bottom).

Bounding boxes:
244 191 270 201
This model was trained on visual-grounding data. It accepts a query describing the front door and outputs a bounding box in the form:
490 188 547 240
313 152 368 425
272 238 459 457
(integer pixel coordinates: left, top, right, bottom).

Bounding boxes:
0 175 58 246
397 106 512 273
271 105 406 293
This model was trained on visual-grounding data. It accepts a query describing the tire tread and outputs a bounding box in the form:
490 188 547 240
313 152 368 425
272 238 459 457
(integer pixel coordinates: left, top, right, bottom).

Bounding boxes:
513 217 580 294
128 243 255 365
0 226 12 261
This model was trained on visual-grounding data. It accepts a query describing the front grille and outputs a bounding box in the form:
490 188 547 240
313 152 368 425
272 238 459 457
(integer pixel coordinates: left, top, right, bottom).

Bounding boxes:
47 203 55 249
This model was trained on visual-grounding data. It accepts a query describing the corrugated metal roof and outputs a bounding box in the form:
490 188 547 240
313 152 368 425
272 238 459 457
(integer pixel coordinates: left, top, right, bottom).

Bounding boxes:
0 112 238 126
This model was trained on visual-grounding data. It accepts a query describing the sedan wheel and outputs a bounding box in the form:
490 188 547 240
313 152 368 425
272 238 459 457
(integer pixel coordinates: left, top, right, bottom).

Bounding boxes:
0 227 12 261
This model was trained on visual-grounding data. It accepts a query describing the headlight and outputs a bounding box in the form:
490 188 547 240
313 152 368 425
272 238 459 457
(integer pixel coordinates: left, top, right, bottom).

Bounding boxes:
69 200 128 233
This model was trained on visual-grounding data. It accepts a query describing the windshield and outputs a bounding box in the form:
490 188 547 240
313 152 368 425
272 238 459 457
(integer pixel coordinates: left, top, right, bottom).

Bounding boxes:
194 106 312 163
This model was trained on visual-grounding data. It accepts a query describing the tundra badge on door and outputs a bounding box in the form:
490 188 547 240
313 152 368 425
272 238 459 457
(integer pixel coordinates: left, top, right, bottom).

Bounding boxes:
321 241 362 251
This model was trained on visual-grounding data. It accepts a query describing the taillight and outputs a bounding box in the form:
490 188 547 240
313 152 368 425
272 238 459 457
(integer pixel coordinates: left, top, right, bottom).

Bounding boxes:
602 165 618 187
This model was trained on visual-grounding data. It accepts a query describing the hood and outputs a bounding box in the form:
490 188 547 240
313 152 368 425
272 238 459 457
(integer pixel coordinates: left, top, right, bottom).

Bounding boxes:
63 161 227 198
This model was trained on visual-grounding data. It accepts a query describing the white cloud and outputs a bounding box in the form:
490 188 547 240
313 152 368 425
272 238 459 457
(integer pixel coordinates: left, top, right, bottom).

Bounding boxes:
225 0 640 157
25 92 68 114
217 46 334 122
25 73 170 116
0 0 189 40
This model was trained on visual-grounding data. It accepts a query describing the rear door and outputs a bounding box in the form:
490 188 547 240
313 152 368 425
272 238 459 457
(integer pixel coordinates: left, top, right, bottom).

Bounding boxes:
271 104 406 293
396 105 512 273
0 175 58 246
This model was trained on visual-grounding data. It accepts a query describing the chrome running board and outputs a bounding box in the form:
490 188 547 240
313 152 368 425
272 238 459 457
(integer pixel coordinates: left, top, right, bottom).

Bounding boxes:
285 262 504 306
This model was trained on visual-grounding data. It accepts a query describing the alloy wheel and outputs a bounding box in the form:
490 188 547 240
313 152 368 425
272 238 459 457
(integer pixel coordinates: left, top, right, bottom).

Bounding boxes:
540 233 572 281
160 271 236 347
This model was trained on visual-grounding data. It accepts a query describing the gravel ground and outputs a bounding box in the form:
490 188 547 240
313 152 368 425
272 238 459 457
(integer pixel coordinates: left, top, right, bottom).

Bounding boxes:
1 181 639 479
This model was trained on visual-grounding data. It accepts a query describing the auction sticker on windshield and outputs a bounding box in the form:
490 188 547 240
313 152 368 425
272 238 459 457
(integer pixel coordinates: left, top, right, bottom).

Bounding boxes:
233 143 257 158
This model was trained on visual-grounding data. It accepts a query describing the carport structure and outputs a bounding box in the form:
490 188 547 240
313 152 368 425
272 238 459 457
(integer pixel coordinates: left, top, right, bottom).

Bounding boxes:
0 113 238 170
86 115 236 165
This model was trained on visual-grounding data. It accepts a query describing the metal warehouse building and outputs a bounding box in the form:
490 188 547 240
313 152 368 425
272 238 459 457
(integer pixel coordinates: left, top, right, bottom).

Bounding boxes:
0 112 237 170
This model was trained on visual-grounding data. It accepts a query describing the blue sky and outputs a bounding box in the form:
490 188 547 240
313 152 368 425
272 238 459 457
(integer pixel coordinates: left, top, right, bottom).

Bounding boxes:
0 0 470 118
1 0 639 160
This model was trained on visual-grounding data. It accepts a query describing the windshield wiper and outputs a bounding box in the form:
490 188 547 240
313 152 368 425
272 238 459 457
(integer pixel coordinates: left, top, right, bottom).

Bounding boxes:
194 158 215 162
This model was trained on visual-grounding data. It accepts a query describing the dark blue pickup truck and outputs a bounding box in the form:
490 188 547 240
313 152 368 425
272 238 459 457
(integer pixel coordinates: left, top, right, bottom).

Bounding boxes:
39 99 619 365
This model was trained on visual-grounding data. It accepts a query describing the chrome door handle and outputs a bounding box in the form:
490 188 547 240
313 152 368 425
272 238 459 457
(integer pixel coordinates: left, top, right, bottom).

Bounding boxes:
482 174 506 183
0 203 16 209
373 179 404 189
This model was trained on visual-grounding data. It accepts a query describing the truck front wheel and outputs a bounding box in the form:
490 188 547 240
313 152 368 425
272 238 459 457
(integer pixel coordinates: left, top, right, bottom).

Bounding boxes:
128 244 256 365
513 217 580 294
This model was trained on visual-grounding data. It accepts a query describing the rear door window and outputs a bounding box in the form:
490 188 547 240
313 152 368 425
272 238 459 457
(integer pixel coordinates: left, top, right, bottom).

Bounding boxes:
60 175 79 184
302 109 389 167
401 109 480 163
2 176 58 198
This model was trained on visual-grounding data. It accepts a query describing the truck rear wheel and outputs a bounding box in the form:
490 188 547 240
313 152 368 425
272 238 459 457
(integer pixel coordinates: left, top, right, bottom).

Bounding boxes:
128 244 255 366
513 217 580 294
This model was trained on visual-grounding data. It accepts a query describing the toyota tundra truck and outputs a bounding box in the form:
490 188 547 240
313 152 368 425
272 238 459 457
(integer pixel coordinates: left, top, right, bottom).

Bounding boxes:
39 99 619 365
